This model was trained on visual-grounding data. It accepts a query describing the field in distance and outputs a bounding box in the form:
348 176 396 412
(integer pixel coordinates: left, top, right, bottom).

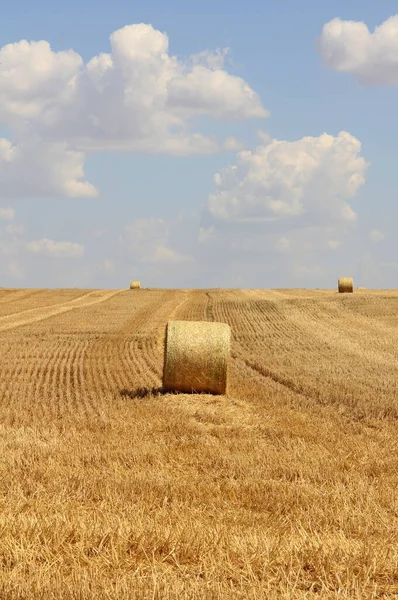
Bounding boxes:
0 286 397 599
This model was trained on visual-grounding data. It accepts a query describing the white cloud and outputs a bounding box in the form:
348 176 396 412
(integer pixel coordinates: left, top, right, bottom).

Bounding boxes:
370 229 385 242
206 131 368 224
0 24 267 200
222 136 245 152
275 236 291 252
291 228 344 253
120 217 192 263
0 24 267 154
274 228 343 255
0 39 82 122
190 47 231 70
152 244 192 263
26 238 84 258
0 207 14 220
0 138 97 198
166 65 268 122
317 16 398 85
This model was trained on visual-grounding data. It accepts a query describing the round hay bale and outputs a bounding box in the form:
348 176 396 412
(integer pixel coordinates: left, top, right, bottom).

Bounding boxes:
130 281 141 289
163 320 231 395
338 277 354 293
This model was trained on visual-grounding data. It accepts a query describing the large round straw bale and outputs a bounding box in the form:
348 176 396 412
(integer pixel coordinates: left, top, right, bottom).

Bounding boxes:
130 281 141 289
338 277 354 293
163 320 231 395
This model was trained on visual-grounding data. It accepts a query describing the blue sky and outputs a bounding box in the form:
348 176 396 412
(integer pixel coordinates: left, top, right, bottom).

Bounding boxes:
0 0 397 288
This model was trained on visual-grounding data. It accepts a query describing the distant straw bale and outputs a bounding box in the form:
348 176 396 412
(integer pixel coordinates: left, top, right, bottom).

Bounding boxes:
163 320 231 395
130 281 141 289
338 277 354 293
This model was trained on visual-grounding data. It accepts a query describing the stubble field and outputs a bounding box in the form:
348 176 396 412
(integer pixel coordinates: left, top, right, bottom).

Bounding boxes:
0 286 397 599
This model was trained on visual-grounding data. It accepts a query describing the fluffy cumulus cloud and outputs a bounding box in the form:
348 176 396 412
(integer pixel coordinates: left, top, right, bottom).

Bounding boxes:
205 131 369 224
317 16 398 85
0 24 266 155
119 217 193 264
0 40 82 123
275 224 347 256
26 238 84 258
0 138 97 198
0 23 267 201
275 228 342 254
193 129 374 288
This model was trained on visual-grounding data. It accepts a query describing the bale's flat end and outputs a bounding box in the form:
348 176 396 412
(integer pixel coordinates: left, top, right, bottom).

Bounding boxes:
163 320 231 395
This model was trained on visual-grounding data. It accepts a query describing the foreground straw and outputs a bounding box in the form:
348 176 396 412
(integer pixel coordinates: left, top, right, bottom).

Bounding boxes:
129 281 141 289
163 320 231 395
338 277 354 293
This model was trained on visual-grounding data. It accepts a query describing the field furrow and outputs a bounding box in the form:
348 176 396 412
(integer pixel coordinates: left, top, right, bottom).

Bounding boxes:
0 288 42 307
0 288 93 317
171 289 211 322
0 289 122 331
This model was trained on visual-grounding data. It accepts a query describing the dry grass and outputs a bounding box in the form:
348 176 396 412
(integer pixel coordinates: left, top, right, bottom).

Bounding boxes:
0 287 397 598
163 320 231 394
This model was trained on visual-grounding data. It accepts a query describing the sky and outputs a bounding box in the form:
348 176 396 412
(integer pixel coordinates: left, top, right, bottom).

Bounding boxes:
1 0 398 289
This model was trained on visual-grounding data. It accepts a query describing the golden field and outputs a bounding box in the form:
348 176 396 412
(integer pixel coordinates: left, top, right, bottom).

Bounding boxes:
0 286 397 599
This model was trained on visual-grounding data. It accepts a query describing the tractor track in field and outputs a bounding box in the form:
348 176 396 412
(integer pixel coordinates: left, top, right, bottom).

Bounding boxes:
0 289 123 332
232 350 319 402
0 289 94 318
0 289 43 308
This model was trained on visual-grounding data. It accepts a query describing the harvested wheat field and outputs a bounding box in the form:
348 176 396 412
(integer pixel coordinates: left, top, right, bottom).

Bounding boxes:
1 286 398 599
